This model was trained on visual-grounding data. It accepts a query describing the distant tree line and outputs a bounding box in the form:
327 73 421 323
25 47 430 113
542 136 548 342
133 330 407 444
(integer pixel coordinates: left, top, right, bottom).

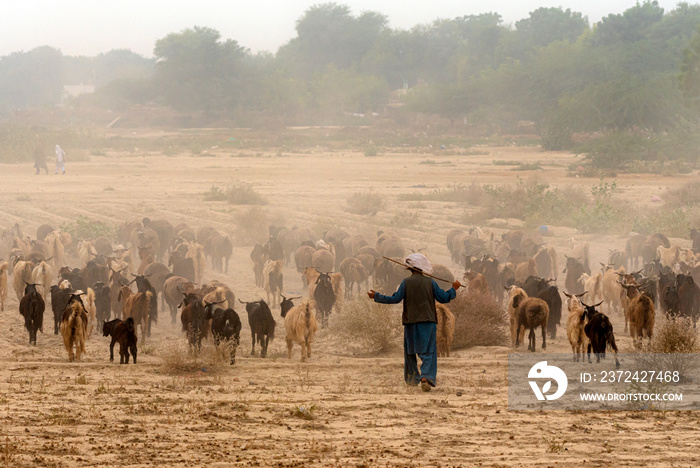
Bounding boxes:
2 1 700 169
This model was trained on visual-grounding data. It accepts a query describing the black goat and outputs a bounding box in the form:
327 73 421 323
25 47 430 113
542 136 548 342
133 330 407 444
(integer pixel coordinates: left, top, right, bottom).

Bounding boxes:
239 299 275 357
582 301 620 368
20 283 44 345
313 272 336 327
103 318 138 364
209 306 242 364
50 284 73 335
92 281 111 323
180 295 213 351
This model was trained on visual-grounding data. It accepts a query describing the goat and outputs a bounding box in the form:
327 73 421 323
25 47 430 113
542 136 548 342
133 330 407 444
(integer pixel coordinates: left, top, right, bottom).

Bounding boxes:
180 296 217 351
515 296 549 352
109 265 130 319
13 260 35 301
282 298 317 361
582 302 620 368
514 259 538 284
580 272 603 305
60 294 88 361
168 250 195 283
130 273 158 337
311 248 334 274
506 286 527 347
209 306 242 364
564 292 587 362
658 244 681 269
294 245 314 274
164 277 195 323
563 255 586 295
436 302 455 357
538 285 562 339
263 259 284 308
186 242 206 284
677 274 700 325
119 286 152 344
251 242 269 287
339 257 369 297
103 318 138 364
84 287 97 338
620 282 655 346
20 282 45 345
50 284 73 334
313 272 336 327
239 299 275 357
0 261 7 312
92 282 111 324
602 266 625 316
463 269 489 294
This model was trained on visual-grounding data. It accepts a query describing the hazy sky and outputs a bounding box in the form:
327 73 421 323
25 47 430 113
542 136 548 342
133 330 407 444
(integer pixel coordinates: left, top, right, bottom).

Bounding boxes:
0 0 689 58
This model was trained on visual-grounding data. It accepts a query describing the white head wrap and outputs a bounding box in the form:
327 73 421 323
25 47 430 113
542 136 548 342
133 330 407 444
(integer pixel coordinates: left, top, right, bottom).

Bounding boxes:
405 253 433 275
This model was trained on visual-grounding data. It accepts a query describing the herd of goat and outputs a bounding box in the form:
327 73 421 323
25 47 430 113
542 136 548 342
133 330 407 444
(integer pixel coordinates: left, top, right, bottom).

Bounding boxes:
1 219 700 367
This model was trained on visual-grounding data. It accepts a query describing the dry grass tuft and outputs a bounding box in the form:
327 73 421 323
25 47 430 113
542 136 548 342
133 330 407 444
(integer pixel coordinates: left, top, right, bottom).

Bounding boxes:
450 290 509 348
328 297 402 354
158 341 233 375
649 315 699 353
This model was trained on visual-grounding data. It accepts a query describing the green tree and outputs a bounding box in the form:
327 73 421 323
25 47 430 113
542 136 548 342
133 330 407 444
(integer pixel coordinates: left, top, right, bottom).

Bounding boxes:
0 46 63 108
153 26 246 114
680 26 700 108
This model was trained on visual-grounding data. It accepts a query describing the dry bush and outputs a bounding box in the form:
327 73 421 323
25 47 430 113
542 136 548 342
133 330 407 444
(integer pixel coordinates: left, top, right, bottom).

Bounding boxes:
328 297 402 354
450 290 509 348
647 315 699 354
159 340 233 375
204 183 267 205
233 206 269 246
345 190 385 215
634 315 700 381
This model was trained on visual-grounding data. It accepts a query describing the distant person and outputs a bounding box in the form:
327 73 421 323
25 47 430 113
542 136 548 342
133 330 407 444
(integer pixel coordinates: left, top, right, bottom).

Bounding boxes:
54 144 66 174
33 143 48 175
368 253 461 392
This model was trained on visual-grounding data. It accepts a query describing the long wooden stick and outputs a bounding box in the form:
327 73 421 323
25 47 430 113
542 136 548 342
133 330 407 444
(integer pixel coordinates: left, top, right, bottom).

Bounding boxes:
382 256 454 284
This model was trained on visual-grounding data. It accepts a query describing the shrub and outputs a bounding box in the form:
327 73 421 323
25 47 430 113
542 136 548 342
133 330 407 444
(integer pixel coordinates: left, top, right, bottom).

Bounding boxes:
634 315 700 381
364 144 379 157
328 297 403 354
450 290 509 348
204 183 267 205
398 183 484 205
345 190 385 215
159 340 232 375
390 210 420 228
60 215 115 241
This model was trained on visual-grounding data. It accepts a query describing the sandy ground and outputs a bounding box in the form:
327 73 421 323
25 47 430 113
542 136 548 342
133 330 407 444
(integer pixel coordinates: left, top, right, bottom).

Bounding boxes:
0 138 698 467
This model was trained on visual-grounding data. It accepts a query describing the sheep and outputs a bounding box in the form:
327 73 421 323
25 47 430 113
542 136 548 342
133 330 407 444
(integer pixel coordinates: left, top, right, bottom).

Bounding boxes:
339 257 369 297
582 302 620 368
294 245 315 274
163 276 195 323
239 299 275 357
314 272 336 327
209 306 242 364
506 286 527 347
436 303 455 357
203 280 235 309
564 292 588 362
60 294 88 362
119 286 152 344
13 260 35 301
36 224 54 241
311 249 334 274
19 283 45 345
263 259 284 308
621 282 655 346
515 297 550 352
102 318 138 364
282 299 318 361
0 261 7 312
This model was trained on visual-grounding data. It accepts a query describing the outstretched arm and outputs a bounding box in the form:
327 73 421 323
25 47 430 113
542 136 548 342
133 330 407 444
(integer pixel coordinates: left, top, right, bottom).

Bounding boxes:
433 280 460 303
370 280 406 304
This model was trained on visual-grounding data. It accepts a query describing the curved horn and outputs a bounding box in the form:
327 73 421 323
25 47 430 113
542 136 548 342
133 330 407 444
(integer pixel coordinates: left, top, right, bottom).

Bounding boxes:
593 300 604 308
563 292 573 298
575 291 587 298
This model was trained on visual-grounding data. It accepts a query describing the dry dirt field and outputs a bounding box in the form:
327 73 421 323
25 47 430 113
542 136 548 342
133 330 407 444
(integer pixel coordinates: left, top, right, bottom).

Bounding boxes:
0 132 698 467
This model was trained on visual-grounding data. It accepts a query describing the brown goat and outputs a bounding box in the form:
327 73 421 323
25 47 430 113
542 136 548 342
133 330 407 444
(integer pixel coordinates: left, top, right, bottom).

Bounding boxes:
515 297 549 352
61 297 88 362
283 300 318 361
623 283 655 346
463 270 488 294
119 286 152 344
436 303 455 357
